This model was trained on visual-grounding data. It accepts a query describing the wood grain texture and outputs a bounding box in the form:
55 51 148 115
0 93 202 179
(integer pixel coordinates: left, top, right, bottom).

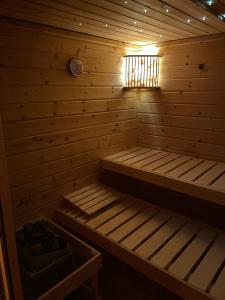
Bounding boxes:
0 0 225 45
138 36 225 163
0 21 138 226
55 194 225 300
101 146 225 206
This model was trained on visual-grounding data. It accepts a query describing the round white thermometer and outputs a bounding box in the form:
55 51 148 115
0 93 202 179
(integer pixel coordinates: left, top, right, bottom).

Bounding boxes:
69 58 83 77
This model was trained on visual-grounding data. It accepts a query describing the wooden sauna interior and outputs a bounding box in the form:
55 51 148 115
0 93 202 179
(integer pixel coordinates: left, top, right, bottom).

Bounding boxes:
0 0 225 299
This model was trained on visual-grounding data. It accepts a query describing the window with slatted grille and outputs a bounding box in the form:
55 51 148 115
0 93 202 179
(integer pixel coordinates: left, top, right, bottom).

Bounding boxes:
123 55 160 88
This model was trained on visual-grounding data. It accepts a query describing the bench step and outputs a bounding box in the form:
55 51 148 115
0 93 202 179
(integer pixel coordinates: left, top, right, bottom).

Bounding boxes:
56 192 225 300
64 183 125 215
101 147 225 206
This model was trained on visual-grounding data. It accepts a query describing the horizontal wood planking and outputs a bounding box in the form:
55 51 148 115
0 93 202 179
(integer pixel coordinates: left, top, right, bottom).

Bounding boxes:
0 99 136 122
5 119 138 155
139 134 225 163
0 21 138 224
1 0 225 46
0 47 123 73
4 109 137 139
138 36 225 163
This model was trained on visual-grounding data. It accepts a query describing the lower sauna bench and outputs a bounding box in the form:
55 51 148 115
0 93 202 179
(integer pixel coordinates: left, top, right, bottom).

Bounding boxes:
55 187 225 300
101 147 225 206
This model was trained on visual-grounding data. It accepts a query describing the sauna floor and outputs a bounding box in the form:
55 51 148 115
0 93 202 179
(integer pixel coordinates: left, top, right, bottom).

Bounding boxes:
101 146 225 206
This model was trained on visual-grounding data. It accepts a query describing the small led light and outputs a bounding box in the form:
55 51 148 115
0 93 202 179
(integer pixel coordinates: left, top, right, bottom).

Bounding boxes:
187 17 191 23
159 34 162 38
105 24 109 28
140 29 143 32
134 21 137 25
124 1 128 3
164 5 171 13
218 14 225 20
143 9 147 13
79 22 82 26
207 0 214 5
201 16 207 21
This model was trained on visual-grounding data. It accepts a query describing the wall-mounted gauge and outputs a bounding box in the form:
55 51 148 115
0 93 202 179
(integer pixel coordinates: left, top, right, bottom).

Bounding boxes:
69 58 83 77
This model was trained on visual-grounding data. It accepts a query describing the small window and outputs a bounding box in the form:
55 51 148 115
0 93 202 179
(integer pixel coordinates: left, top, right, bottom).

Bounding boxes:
123 55 160 88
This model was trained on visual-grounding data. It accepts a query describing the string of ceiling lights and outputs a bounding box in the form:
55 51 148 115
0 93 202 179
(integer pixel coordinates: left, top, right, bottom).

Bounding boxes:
76 0 225 39
192 0 225 20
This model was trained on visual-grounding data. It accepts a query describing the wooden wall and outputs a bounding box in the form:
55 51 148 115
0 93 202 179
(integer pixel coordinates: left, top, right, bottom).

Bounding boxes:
0 19 138 226
138 35 225 163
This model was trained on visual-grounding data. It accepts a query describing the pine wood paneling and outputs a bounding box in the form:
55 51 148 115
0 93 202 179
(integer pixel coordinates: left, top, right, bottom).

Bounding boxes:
1 0 225 45
138 36 225 163
0 21 138 226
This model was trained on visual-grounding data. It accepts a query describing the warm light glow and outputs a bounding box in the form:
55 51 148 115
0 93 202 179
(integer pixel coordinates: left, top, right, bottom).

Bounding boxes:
201 16 208 21
122 55 160 88
125 45 159 56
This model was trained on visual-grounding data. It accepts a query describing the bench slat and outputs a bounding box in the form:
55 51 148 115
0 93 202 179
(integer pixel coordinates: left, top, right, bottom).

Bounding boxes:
105 147 141 160
69 185 104 203
113 148 150 163
79 191 116 210
135 217 185 259
86 198 135 229
180 161 217 182
85 194 123 215
211 173 225 191
151 223 201 269
121 211 172 251
97 202 146 235
154 156 191 175
210 266 225 300
168 158 204 178
169 228 217 279
75 188 112 206
133 152 169 168
123 150 159 165
188 234 225 291
195 163 225 187
144 153 180 171
65 183 98 200
109 206 158 242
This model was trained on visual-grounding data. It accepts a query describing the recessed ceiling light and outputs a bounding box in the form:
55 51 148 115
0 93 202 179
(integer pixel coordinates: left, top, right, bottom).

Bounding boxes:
187 17 191 23
201 16 207 21
218 13 225 20
134 21 137 25
79 22 82 26
105 24 109 28
207 0 214 5
143 9 147 13
124 1 128 3
140 29 143 32
159 34 162 38
164 5 171 13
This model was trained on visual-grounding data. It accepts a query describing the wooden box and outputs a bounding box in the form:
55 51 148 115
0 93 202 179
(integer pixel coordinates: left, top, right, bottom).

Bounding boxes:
20 218 102 300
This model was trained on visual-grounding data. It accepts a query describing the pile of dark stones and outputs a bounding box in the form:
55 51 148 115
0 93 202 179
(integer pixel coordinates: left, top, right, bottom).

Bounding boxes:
16 221 68 272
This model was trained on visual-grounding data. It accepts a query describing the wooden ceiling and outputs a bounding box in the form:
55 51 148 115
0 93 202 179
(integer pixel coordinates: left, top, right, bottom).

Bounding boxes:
1 0 225 45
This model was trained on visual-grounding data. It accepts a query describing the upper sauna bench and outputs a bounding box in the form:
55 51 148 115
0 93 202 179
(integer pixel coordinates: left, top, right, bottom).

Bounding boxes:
101 147 225 207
